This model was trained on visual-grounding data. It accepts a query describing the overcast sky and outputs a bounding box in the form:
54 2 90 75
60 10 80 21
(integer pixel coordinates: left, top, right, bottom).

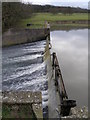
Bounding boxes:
21 0 90 9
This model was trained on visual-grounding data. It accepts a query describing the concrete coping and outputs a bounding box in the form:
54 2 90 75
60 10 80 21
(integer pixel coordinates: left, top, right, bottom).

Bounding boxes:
2 91 42 104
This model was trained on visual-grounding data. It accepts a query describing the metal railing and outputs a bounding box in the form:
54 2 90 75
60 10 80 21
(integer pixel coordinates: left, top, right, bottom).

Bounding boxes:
52 52 76 116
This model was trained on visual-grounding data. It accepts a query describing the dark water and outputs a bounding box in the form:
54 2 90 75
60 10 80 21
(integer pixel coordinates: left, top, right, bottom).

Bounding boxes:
2 40 48 115
51 29 88 107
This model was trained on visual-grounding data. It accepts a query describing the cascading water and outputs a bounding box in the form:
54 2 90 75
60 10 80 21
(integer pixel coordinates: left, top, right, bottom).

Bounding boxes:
2 40 48 117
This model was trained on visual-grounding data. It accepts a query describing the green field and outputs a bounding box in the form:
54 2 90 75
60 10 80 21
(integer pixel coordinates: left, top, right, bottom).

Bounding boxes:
19 13 88 29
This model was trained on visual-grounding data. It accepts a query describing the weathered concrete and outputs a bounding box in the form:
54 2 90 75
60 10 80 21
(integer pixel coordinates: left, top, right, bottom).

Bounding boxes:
2 91 43 119
3 91 42 104
43 37 60 118
2 28 49 47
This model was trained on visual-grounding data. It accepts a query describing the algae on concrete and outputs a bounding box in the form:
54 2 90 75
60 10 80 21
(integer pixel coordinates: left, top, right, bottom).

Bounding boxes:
2 91 43 119
2 104 37 119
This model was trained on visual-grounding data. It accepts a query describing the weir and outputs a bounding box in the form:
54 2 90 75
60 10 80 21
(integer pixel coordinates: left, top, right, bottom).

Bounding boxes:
2 28 76 119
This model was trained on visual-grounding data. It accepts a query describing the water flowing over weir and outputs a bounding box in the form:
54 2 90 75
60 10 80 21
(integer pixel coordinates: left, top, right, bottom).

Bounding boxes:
2 40 48 117
2 28 88 119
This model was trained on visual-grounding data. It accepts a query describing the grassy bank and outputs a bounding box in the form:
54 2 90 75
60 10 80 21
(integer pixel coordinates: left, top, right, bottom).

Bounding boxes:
19 13 88 29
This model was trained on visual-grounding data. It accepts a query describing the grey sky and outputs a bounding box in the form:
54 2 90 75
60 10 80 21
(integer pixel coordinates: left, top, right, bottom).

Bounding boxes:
21 0 89 9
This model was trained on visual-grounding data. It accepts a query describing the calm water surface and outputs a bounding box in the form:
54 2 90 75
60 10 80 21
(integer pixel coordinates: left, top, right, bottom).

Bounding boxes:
51 29 88 107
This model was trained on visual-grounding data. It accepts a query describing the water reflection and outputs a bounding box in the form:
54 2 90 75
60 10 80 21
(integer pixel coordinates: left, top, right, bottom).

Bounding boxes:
51 29 88 107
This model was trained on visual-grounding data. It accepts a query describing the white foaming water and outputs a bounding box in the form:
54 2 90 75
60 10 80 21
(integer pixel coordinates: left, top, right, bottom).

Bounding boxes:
2 40 48 114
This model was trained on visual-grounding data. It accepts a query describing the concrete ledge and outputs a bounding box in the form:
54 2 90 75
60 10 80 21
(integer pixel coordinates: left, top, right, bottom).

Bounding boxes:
2 91 43 119
3 91 42 104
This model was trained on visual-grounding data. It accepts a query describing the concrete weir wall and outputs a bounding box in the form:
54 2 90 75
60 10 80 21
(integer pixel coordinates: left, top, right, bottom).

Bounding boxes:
2 91 43 119
43 38 60 118
2 28 49 47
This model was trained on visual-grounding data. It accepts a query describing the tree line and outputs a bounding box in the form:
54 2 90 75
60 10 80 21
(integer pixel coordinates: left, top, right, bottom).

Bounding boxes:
32 4 88 14
2 2 88 32
2 2 33 32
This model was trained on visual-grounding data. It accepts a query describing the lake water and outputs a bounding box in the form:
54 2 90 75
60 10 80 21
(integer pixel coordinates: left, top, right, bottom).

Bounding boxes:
51 29 88 107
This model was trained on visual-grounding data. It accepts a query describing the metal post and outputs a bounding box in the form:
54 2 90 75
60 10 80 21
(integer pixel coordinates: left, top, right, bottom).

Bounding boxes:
52 52 56 69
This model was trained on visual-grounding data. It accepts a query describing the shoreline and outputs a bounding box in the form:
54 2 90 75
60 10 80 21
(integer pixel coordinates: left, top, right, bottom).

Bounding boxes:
51 25 88 31
50 20 89 30
2 23 89 47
